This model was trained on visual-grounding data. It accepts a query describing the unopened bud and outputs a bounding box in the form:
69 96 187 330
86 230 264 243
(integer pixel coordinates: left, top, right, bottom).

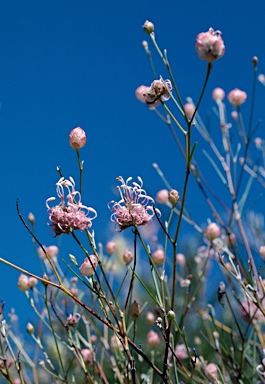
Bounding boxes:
168 189 179 207
205 222 221 241
27 212 35 225
146 311 156 325
129 300 141 321
167 310 176 320
106 241 117 255
122 249 133 265
146 330 160 348
142 20 154 34
151 249 165 266
69 127 86 150
26 323 34 334
156 189 169 204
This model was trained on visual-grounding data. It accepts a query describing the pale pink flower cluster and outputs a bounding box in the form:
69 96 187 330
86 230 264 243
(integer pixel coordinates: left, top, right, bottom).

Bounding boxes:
204 222 221 241
46 177 97 236
142 79 172 107
18 274 38 292
109 176 158 231
146 330 160 348
195 28 225 63
212 87 225 101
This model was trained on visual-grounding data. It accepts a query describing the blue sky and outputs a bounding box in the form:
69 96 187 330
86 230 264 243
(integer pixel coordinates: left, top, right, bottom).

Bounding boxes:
1 1 265 324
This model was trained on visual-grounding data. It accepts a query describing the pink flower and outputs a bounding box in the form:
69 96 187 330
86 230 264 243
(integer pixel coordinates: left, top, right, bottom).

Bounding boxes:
122 249 133 265
135 85 149 103
146 311 156 325
18 274 30 291
204 222 221 241
227 88 247 107
151 249 165 266
69 127 86 150
81 349 93 366
46 177 97 236
109 176 159 231
106 241 117 255
156 189 169 204
212 87 225 101
146 330 160 348
174 344 189 360
184 103 195 119
79 255 98 276
204 363 218 381
46 245 59 259
143 79 172 107
195 28 225 63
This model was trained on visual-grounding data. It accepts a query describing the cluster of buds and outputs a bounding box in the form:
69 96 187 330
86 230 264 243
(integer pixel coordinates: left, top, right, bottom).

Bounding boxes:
18 274 38 292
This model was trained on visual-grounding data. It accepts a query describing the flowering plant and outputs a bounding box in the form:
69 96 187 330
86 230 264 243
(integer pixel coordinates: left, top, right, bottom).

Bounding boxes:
1 19 265 384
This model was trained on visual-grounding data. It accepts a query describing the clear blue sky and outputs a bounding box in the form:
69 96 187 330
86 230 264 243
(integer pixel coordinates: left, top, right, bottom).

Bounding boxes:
1 1 265 323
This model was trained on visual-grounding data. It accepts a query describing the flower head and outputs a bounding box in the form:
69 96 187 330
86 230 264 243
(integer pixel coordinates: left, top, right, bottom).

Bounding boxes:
142 79 172 107
227 88 247 107
46 177 97 236
195 28 225 63
212 87 225 102
69 127 87 150
109 176 159 231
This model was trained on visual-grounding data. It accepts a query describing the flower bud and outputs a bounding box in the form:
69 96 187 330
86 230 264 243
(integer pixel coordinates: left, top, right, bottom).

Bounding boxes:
129 300 141 321
227 89 247 107
146 311 156 325
195 28 225 63
168 189 179 207
184 103 195 119
231 111 238 121
106 241 117 255
18 274 29 292
142 20 154 34
37 246 47 260
110 335 122 351
151 249 165 266
174 344 189 359
204 363 218 381
146 330 160 348
176 253 186 266
155 189 169 204
46 245 59 259
205 222 221 241
28 277 38 288
26 322 34 334
258 74 265 85
122 249 133 265
27 212 35 225
69 127 87 150
254 137 262 149
79 255 98 276
212 87 225 101
259 246 265 259
135 85 149 103
81 349 93 366
167 310 176 320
